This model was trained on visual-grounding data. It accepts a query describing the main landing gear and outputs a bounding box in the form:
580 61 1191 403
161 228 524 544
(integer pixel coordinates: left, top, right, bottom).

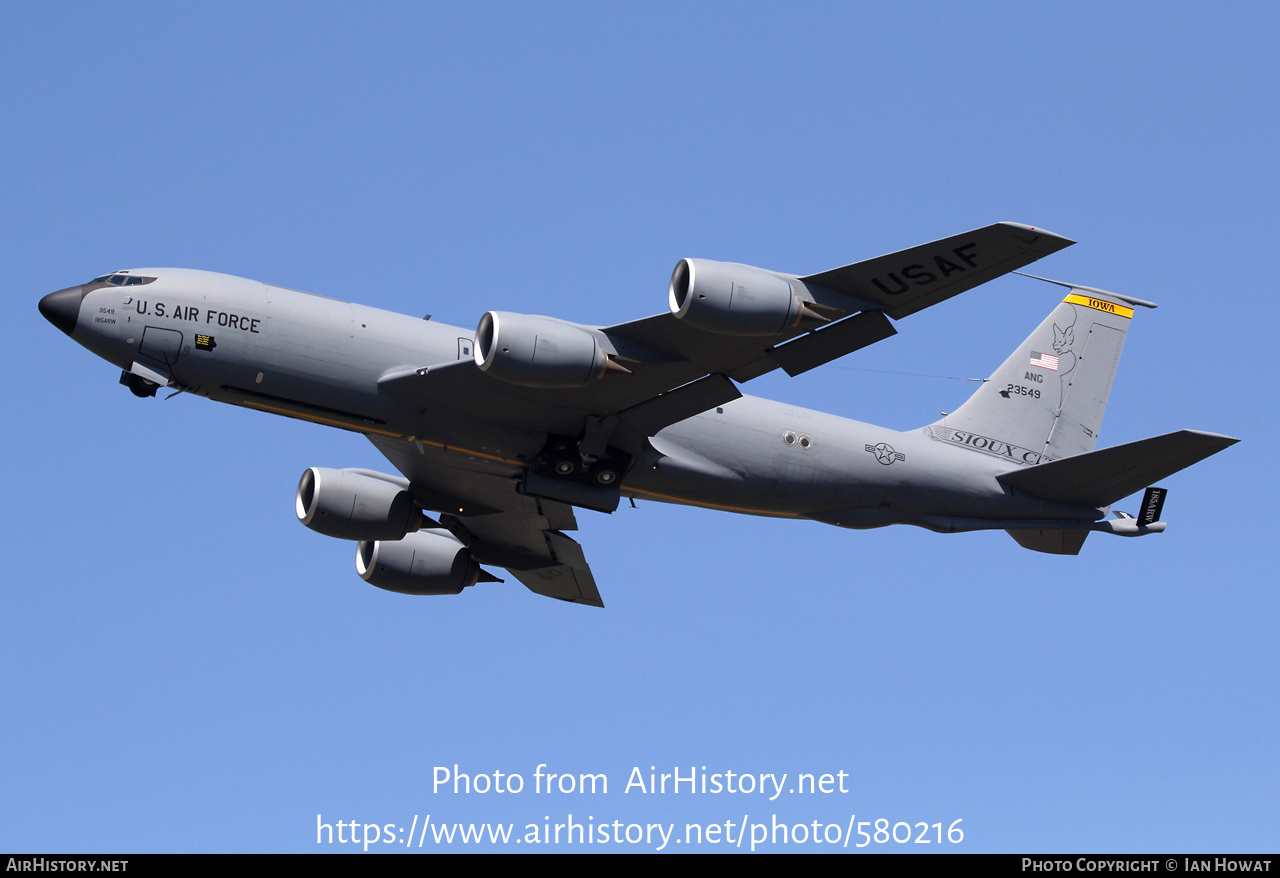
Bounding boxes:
541 437 628 486
520 436 631 513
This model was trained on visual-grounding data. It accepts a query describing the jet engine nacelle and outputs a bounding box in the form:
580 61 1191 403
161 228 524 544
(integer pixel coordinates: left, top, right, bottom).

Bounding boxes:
668 258 807 336
296 467 422 541
355 529 480 595
474 311 614 388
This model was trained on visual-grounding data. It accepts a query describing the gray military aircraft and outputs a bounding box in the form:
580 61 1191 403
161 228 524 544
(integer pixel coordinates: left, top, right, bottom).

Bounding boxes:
39 223 1236 607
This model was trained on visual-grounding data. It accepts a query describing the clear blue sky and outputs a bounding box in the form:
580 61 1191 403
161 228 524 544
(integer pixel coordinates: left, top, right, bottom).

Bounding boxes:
3 1 1276 853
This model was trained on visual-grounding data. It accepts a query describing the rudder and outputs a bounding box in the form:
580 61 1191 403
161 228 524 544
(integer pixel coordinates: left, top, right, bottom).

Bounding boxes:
923 278 1152 466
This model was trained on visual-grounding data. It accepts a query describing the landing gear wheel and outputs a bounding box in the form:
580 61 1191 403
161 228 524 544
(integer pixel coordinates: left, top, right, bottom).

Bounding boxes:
549 450 580 477
122 372 159 398
589 460 622 486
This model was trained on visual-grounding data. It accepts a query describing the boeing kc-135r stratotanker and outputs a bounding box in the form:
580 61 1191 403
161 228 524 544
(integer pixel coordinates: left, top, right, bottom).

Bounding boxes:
39 223 1237 607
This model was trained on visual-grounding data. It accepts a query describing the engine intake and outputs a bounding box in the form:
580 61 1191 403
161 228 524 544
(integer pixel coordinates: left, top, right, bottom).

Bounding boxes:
296 467 422 541
474 311 620 388
355 529 481 595
669 258 812 336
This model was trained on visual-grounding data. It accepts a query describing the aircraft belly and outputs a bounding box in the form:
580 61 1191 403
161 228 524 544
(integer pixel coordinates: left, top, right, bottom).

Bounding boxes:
628 399 908 515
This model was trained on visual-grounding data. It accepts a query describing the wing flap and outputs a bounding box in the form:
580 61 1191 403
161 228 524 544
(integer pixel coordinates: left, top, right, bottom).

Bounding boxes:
508 538 605 608
367 434 606 606
448 511 605 608
768 310 898 377
618 373 742 435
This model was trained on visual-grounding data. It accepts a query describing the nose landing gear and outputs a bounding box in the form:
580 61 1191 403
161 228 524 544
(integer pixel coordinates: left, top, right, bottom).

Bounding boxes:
120 370 159 398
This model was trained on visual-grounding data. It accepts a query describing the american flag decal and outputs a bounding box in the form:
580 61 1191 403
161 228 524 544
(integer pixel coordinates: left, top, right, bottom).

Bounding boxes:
1029 351 1059 370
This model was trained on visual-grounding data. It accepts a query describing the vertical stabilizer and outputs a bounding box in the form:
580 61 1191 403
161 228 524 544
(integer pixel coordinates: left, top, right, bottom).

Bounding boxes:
924 281 1150 466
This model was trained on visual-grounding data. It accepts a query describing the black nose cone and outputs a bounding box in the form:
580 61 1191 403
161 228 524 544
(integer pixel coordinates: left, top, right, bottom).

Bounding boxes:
39 285 86 336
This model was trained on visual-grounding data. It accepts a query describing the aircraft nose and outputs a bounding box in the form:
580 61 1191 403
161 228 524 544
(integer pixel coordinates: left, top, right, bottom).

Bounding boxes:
39 285 86 336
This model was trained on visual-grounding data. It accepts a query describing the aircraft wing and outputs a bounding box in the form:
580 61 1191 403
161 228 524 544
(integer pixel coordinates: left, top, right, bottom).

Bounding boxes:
364 223 1072 606
797 222 1072 319
377 223 1074 441
368 434 605 606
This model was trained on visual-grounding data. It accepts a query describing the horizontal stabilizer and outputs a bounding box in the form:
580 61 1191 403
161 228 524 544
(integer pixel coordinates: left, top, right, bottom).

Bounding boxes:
998 430 1239 508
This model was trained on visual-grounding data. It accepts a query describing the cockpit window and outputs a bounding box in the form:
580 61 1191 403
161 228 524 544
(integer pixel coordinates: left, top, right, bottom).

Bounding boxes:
86 273 157 290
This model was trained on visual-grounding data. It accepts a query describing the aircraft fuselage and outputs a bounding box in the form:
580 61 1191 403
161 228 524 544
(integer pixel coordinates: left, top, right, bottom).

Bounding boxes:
42 267 1100 531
